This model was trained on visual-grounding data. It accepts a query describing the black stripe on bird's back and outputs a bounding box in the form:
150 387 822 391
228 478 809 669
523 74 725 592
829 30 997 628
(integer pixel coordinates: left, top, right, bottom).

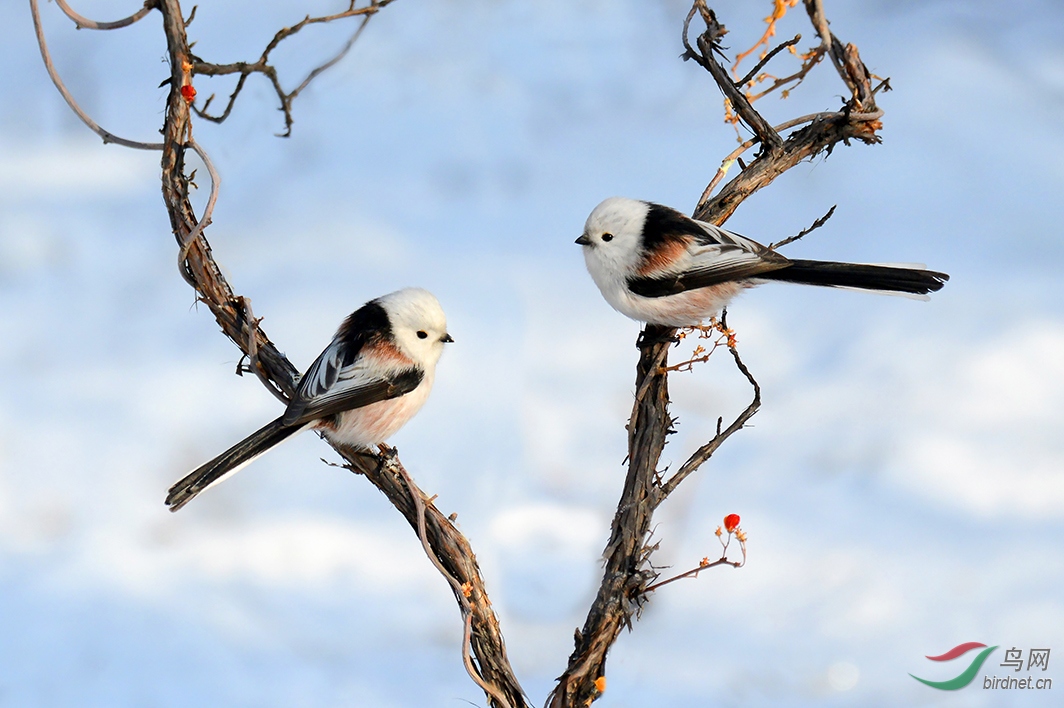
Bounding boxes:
641 202 707 251
336 300 392 367
759 260 950 294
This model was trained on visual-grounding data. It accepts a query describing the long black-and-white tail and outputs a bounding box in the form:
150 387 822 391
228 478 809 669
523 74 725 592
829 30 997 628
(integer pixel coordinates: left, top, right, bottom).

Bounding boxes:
760 259 949 296
166 417 305 512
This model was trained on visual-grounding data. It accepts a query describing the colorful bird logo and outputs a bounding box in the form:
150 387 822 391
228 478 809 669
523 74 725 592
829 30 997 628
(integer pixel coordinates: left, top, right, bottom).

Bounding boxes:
910 642 998 690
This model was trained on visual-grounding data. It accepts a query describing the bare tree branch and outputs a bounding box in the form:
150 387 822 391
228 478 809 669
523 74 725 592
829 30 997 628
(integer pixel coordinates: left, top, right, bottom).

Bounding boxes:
191 1 391 136
180 136 220 278
691 5 881 224
287 14 373 104
151 2 528 704
374 448 512 706
661 344 760 497
54 0 156 31
694 110 882 226
549 2 886 704
803 0 875 108
683 4 783 152
735 33 801 88
768 204 836 251
547 321 758 708
547 324 677 708
29 0 163 149
695 110 846 210
644 525 747 594
35 0 889 704
744 44 826 102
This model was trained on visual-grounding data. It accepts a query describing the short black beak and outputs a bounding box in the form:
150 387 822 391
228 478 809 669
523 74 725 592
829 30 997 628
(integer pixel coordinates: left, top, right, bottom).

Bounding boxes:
441 333 454 343
575 234 592 246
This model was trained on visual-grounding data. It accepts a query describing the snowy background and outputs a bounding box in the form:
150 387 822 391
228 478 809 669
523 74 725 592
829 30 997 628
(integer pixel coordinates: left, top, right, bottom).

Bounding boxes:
2 0 1062 705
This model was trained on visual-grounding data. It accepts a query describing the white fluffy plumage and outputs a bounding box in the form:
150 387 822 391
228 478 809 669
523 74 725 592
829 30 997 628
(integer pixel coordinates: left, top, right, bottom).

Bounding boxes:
577 197 949 327
165 287 452 511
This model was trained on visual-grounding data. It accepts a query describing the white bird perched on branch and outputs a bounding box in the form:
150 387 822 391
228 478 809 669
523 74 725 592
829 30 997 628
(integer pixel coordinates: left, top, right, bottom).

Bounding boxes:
166 287 453 511
577 197 949 327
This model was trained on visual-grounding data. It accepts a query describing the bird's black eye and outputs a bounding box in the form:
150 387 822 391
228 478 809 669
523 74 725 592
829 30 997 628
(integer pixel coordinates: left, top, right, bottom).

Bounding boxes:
601 232 614 242
416 330 428 339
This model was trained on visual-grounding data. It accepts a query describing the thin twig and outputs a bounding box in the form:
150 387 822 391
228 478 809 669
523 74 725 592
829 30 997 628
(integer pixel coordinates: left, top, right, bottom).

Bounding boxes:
661 341 760 497
692 15 784 152
179 137 220 281
694 111 836 209
154 16 525 701
693 105 883 224
643 556 740 593
730 0 800 75
192 2 391 136
768 204 836 250
659 322 734 374
745 44 825 101
805 0 833 56
54 0 156 30
735 34 801 88
803 0 875 109
343 445 527 708
287 14 373 104
30 0 163 150
680 3 703 62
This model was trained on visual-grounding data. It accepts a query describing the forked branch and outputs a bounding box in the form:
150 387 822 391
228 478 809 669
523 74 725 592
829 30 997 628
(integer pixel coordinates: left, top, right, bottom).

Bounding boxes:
689 2 881 223
35 0 887 705
683 5 782 152
152 1 527 705
547 324 758 708
548 2 886 705
191 1 392 136
661 344 760 497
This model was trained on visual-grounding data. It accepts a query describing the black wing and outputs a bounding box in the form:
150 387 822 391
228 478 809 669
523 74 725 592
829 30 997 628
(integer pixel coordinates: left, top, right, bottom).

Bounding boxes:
281 301 423 426
629 205 790 298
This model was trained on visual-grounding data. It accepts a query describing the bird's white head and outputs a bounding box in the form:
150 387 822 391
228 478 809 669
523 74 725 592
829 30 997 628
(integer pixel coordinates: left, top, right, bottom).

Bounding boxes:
576 197 651 286
376 288 453 367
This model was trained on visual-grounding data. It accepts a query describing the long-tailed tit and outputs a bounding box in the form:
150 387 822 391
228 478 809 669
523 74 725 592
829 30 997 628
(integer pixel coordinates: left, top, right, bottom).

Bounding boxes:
166 287 453 512
576 197 949 327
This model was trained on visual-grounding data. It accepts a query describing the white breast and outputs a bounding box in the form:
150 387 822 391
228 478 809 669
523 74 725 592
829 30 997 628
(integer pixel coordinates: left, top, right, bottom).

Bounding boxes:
318 370 435 448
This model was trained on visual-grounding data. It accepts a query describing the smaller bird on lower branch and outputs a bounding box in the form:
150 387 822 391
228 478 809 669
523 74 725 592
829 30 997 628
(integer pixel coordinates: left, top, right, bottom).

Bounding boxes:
166 287 453 512
576 197 949 327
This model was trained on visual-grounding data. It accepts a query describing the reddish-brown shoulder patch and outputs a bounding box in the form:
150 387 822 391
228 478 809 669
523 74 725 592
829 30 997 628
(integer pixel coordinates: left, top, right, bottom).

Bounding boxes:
365 338 414 367
638 236 690 276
